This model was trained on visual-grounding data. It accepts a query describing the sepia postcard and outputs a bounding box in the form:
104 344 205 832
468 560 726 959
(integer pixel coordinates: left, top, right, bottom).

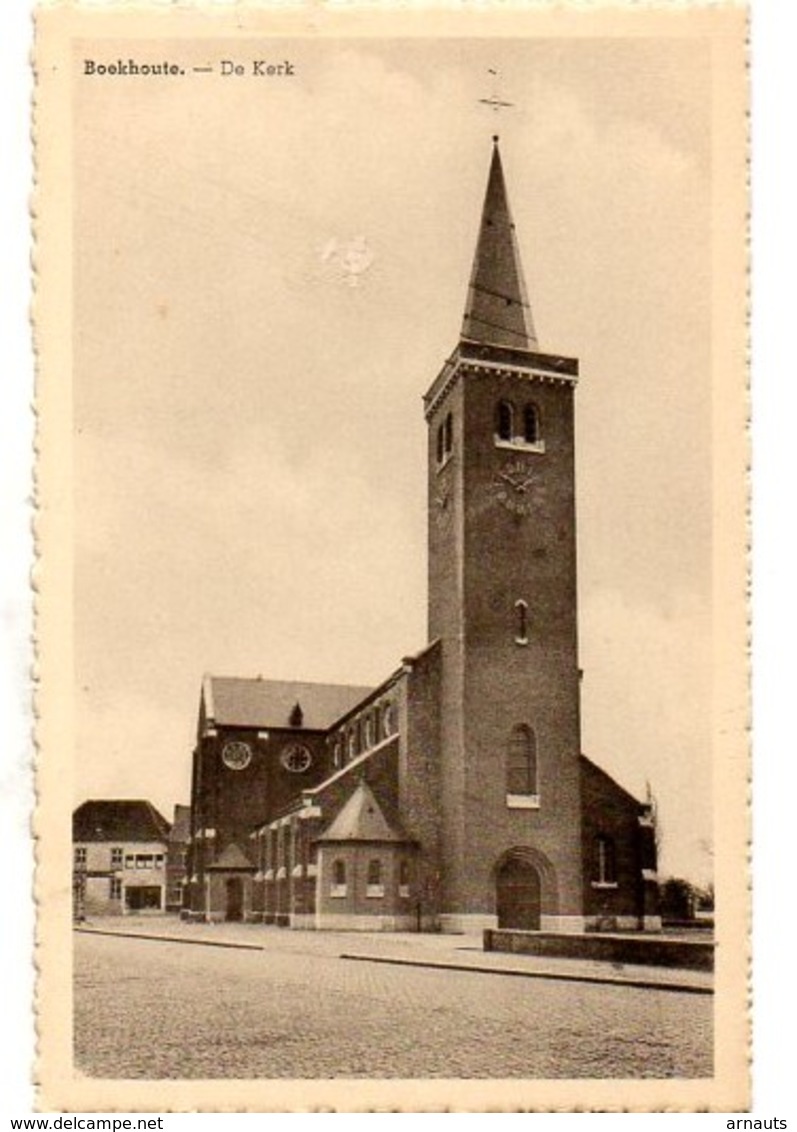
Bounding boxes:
35 1 749 1112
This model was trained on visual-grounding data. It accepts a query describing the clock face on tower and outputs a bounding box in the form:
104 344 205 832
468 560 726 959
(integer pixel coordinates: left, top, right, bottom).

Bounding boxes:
491 459 544 517
221 740 252 770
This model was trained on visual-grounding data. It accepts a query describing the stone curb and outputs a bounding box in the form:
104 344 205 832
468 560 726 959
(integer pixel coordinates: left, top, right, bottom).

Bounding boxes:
75 928 713 994
339 952 714 995
75 927 264 952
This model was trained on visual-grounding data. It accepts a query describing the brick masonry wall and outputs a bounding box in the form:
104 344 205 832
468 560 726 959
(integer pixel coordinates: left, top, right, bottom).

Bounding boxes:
580 756 650 924
316 843 413 924
189 726 334 873
427 379 468 915
428 360 584 920
401 644 443 922
484 928 714 971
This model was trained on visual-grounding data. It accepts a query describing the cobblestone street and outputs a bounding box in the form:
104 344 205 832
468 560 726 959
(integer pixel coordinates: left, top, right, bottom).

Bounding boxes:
73 924 712 1079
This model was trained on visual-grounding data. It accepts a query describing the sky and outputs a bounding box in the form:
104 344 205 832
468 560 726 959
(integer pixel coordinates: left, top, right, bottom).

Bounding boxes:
73 34 715 884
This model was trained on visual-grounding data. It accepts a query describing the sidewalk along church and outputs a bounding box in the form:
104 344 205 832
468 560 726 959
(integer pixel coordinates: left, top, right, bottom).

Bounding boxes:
183 138 660 933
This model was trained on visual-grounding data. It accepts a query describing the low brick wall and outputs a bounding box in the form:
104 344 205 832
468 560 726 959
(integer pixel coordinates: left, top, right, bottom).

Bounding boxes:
483 929 714 971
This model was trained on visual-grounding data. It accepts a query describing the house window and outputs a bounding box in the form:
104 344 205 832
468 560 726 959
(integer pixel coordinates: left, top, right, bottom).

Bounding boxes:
399 859 411 899
523 404 540 444
506 725 539 805
109 877 122 900
347 728 358 761
74 847 87 867
154 854 164 868
125 854 135 869
496 400 514 442
366 859 384 898
595 836 618 886
514 599 529 645
110 846 123 868
331 859 347 898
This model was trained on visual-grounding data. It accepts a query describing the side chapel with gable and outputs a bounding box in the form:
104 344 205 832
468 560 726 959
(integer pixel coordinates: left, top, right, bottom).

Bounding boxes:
183 138 660 934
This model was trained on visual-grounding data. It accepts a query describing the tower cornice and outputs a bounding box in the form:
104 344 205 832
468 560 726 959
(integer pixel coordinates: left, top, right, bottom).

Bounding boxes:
423 340 578 421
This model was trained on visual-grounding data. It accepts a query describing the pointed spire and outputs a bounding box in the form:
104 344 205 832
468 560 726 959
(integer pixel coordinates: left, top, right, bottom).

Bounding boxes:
461 137 539 351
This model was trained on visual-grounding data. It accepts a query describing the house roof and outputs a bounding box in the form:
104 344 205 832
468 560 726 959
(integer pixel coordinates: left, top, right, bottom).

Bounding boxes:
317 780 411 844
206 842 255 870
73 800 171 844
203 675 372 731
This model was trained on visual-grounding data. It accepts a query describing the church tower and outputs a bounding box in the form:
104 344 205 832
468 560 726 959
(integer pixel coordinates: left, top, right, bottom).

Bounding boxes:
425 138 585 932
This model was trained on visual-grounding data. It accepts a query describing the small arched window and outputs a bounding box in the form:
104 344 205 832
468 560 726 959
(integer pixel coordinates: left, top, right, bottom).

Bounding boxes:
331 858 347 896
524 404 540 444
496 400 514 442
506 725 538 797
514 599 529 645
596 836 617 885
366 858 384 897
444 412 453 456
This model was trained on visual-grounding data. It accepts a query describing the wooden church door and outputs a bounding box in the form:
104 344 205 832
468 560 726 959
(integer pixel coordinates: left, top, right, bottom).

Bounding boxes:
496 857 541 931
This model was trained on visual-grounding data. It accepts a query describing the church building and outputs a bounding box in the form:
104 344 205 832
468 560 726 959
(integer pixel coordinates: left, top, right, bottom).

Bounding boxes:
183 138 660 934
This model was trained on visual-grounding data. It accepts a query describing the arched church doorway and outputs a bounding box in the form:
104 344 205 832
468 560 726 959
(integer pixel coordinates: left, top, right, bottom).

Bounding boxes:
496 856 541 930
225 876 244 922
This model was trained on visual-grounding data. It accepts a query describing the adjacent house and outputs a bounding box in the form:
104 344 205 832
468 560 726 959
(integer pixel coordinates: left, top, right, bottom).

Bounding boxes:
73 799 171 916
165 803 191 912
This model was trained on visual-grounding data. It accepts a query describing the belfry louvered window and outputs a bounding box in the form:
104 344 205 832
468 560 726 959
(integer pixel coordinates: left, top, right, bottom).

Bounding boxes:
524 404 540 444
496 400 514 441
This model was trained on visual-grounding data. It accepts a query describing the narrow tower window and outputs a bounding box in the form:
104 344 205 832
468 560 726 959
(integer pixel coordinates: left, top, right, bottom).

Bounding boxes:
436 423 444 465
514 599 529 645
496 400 514 442
524 404 540 444
506 724 538 801
444 412 454 456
